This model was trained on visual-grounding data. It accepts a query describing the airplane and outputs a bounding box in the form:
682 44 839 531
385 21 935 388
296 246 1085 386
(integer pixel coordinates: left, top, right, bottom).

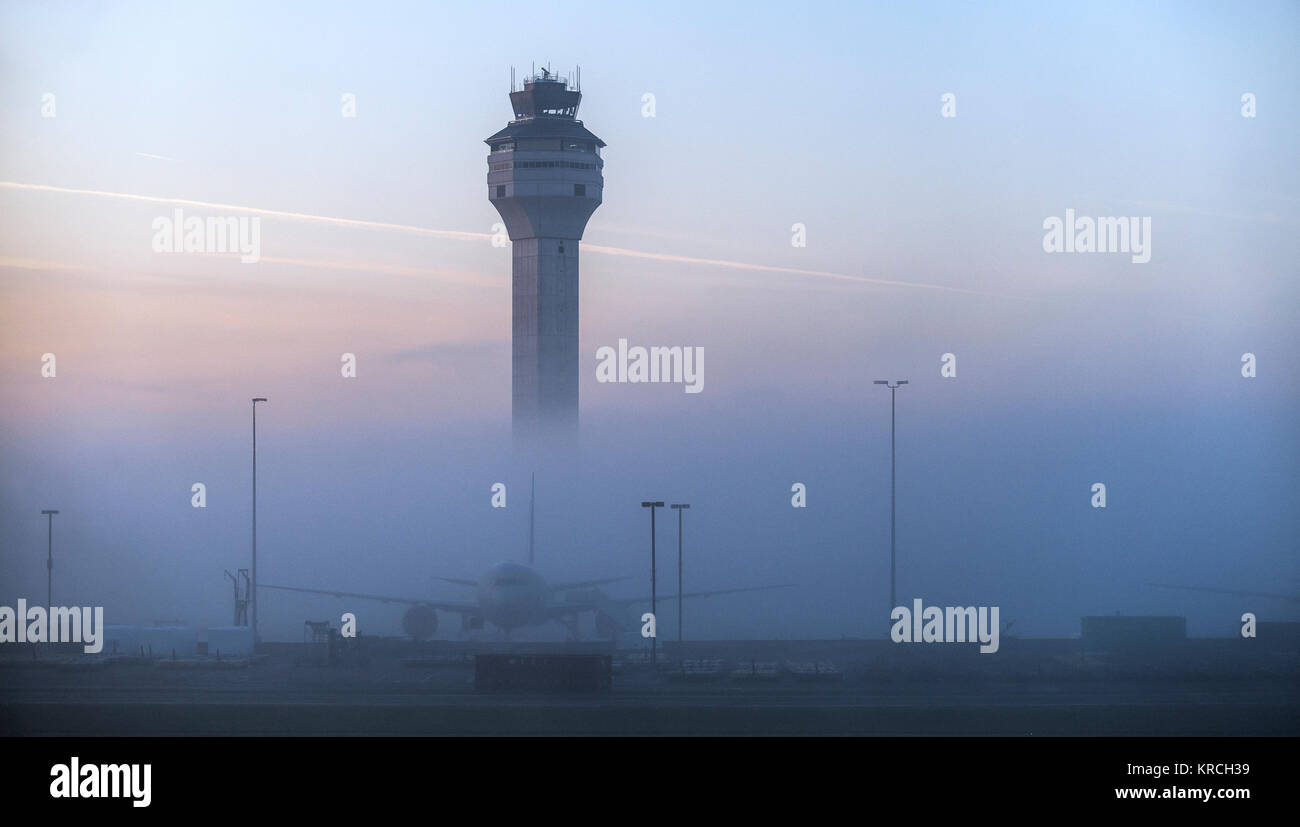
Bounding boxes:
259 475 791 641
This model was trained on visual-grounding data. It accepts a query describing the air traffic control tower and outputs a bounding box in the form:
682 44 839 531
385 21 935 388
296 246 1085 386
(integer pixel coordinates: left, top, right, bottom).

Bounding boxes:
486 67 605 447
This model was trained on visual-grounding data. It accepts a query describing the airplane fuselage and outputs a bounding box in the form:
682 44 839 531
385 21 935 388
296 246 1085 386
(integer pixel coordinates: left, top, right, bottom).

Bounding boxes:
476 561 548 631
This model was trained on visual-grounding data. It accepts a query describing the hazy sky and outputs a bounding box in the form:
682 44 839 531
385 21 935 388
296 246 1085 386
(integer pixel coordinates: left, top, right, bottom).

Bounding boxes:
1 1 1297 640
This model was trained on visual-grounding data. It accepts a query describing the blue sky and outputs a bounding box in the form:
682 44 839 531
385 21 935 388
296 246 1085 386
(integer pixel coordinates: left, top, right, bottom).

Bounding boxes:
1 1 1297 640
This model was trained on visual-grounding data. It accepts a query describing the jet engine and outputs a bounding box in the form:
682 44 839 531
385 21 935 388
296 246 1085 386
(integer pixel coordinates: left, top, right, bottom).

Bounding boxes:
402 604 438 639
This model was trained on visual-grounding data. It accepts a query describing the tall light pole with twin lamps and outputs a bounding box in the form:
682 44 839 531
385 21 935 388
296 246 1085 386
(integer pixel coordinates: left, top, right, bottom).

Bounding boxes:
670 503 690 646
873 380 907 623
641 501 664 666
41 509 58 609
251 397 267 647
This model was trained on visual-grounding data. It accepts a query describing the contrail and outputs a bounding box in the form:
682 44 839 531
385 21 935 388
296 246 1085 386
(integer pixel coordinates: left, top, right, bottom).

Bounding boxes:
0 180 1043 301
583 243 1005 298
0 181 488 241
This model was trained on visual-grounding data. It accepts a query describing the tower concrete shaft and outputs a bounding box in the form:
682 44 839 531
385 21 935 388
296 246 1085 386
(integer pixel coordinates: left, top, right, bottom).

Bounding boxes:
486 67 605 446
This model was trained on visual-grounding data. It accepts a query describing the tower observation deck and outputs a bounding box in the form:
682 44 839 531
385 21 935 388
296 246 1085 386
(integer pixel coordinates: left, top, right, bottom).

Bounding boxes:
486 66 605 447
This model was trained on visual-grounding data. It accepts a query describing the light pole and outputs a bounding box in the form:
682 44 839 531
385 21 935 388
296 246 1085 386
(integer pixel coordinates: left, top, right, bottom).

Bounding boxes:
873 379 907 627
251 397 267 648
641 501 664 667
41 510 58 608
670 504 690 646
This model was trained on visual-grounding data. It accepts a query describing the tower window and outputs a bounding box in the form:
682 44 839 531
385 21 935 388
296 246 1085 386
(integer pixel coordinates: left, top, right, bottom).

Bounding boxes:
574 184 586 197
495 185 505 198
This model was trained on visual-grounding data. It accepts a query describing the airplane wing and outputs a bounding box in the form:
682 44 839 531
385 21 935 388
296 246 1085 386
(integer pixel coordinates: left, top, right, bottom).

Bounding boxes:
433 575 629 594
1145 582 1300 603
434 577 479 587
258 583 480 614
606 583 796 607
547 576 628 592
542 583 795 618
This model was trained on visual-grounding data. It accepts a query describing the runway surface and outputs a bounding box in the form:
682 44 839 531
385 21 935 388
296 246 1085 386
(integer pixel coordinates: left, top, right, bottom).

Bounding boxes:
2 638 1296 736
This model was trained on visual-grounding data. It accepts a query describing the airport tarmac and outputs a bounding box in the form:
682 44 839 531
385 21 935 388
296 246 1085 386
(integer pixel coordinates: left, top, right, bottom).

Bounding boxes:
2 639 1296 736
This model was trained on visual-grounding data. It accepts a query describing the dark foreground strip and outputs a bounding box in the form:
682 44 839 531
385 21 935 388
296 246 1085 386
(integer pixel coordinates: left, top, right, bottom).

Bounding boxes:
2 699 1296 736
0 735 1287 814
